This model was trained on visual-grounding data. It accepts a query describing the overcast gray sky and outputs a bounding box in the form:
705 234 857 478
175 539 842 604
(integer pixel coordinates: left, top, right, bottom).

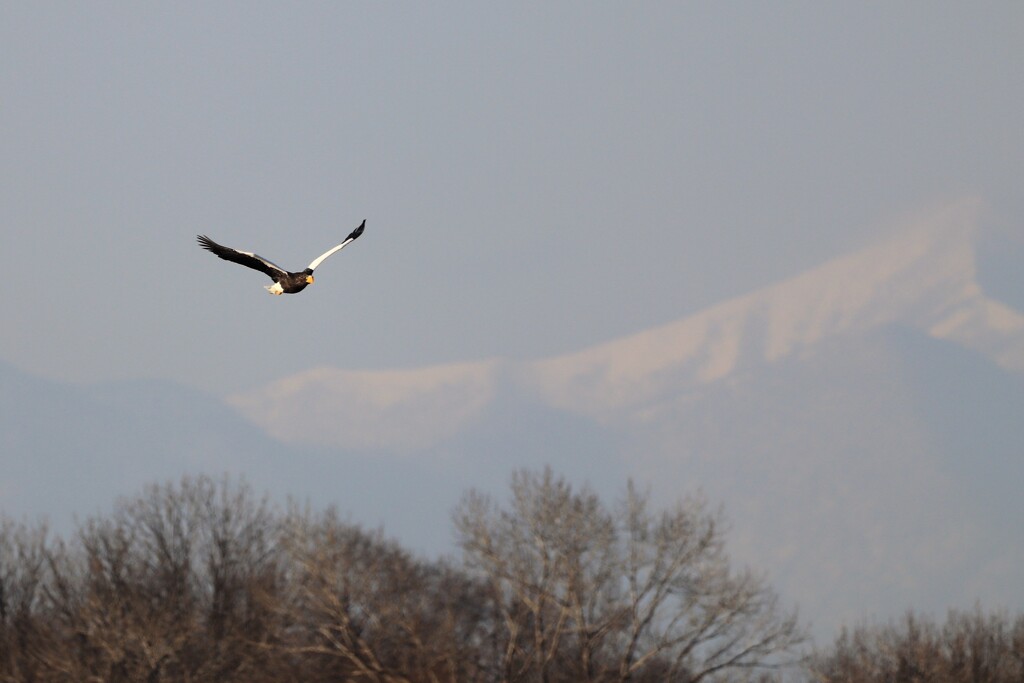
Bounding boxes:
1 2 1021 394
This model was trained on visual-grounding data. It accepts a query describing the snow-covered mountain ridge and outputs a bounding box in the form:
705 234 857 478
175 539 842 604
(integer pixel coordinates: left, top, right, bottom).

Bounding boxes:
527 199 1023 418
228 200 1023 447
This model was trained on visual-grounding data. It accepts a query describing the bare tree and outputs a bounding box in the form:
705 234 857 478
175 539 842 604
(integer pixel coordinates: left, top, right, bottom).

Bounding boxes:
0 520 49 681
454 468 805 682
278 507 492 682
810 608 1024 682
27 476 290 683
454 469 619 682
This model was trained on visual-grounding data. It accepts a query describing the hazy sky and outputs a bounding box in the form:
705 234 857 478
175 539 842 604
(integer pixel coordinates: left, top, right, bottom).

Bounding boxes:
1 2 1021 394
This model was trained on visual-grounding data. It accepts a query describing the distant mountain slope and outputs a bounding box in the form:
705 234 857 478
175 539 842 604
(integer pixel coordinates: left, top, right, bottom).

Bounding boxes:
0 363 284 526
619 325 1024 635
227 360 503 452
0 363 474 552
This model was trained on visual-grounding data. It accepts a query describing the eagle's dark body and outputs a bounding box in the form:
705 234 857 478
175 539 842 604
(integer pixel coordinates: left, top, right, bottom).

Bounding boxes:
268 269 316 295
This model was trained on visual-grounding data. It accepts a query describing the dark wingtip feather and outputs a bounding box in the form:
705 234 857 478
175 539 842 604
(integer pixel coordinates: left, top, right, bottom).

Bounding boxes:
347 220 366 241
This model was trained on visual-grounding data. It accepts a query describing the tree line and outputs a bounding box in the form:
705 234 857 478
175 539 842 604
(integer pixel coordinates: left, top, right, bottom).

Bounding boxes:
0 471 1020 682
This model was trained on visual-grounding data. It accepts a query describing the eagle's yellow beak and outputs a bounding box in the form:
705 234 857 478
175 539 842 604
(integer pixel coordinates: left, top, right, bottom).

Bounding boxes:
306 275 315 284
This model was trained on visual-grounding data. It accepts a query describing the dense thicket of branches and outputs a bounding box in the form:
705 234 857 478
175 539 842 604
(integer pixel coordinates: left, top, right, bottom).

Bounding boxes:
0 478 494 683
811 609 1024 683
12 472 1015 682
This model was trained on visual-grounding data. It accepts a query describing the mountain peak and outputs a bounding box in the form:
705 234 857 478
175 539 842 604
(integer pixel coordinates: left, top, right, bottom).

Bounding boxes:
526 199 1022 417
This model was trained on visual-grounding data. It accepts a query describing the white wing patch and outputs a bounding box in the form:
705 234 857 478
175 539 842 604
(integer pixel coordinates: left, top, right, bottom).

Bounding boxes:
238 250 288 275
306 237 356 272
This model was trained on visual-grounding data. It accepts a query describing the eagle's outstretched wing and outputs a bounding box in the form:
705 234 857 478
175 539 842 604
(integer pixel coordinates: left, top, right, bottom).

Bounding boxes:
197 235 288 279
305 220 366 272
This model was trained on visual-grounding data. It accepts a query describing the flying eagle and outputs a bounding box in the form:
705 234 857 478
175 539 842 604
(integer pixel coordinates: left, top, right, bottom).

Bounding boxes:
197 220 365 295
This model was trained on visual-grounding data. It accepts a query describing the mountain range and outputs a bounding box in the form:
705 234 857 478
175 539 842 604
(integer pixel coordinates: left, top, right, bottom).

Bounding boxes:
3 199 1022 639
